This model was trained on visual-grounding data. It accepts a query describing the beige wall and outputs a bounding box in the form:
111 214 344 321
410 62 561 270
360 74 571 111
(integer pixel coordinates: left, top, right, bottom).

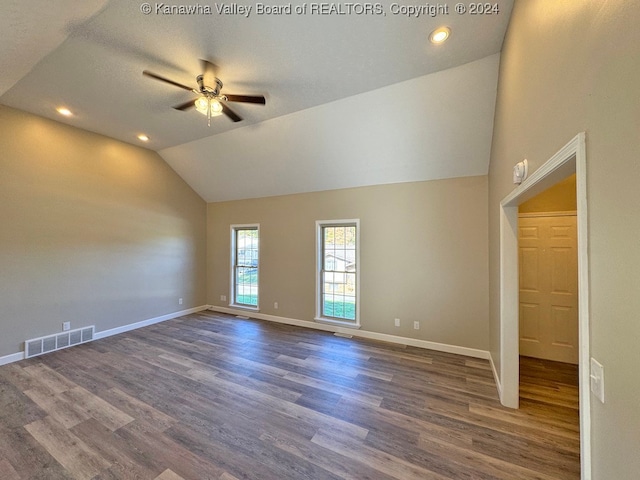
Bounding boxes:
208 176 489 350
519 174 576 213
0 106 207 357
488 0 640 477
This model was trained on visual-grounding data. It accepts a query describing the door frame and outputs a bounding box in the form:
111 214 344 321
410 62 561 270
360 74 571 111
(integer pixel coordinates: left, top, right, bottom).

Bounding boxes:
498 132 591 478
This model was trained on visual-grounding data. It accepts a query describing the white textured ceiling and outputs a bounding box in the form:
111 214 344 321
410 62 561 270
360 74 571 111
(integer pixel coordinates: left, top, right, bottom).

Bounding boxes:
1 0 513 201
0 0 109 95
161 54 501 202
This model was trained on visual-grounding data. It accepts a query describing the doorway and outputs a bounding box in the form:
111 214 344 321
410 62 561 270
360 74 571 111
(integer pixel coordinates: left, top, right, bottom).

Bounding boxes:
497 133 591 478
518 175 578 364
517 177 580 473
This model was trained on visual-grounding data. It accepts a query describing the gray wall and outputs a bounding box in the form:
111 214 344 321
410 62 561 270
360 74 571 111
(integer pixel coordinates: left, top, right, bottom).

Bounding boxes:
208 176 489 350
488 0 640 477
0 106 207 357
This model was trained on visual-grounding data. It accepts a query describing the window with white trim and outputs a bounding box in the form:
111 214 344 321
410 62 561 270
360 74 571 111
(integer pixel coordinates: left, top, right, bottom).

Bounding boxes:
231 225 259 308
316 220 359 326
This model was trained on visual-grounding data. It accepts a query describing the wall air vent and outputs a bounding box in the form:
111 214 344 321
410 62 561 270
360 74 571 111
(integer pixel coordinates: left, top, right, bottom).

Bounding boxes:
25 326 95 359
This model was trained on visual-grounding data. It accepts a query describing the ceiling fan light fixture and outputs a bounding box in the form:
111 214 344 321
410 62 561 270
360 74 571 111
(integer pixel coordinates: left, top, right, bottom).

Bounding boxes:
143 61 265 124
195 96 209 115
195 96 223 117
210 99 223 115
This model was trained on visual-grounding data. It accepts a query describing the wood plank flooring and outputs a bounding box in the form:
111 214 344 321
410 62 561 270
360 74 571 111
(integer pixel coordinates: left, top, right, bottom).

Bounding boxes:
0 311 580 479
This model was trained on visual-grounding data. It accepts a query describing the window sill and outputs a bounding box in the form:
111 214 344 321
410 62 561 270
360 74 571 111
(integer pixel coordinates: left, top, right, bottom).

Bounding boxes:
314 317 361 329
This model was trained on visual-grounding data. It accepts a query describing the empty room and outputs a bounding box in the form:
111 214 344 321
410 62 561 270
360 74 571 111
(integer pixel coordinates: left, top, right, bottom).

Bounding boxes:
1 0 638 479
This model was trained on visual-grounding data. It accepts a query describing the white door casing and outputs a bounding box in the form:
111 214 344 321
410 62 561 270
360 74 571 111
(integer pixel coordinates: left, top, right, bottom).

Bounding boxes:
496 132 591 479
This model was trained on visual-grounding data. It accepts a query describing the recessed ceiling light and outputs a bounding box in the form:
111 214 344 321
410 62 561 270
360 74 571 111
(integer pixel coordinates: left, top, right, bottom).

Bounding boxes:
56 107 73 116
137 134 149 142
429 27 451 44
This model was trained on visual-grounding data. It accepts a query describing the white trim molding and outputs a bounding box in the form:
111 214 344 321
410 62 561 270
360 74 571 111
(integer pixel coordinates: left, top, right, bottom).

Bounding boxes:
94 305 210 340
0 351 25 366
314 317 362 329
489 355 502 398
496 132 591 479
518 211 576 218
0 305 210 367
209 305 490 360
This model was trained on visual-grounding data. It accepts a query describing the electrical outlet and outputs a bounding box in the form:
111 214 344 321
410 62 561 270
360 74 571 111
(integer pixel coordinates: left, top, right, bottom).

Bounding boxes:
413 321 420 330
62 321 71 331
274 302 279 309
220 295 227 302
394 318 400 327
179 298 183 305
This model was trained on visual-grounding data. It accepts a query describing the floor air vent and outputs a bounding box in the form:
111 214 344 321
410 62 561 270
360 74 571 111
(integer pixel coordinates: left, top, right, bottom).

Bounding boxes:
25 326 95 359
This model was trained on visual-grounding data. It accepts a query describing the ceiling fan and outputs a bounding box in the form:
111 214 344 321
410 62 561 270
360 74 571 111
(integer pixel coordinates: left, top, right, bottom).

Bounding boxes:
143 59 266 125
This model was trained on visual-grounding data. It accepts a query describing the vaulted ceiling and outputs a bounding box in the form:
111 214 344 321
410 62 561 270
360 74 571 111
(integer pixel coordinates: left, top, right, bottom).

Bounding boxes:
2 0 513 201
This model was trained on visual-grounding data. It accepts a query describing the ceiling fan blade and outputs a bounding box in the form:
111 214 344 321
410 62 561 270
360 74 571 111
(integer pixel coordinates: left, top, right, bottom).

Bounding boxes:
143 70 193 91
224 94 266 105
173 99 196 111
200 59 219 85
221 102 242 122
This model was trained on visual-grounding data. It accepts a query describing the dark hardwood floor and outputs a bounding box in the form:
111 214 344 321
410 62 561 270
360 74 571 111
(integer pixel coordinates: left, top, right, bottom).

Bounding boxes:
0 311 580 479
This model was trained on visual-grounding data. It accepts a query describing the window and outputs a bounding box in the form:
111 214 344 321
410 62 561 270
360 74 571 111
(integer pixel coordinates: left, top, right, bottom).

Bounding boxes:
231 225 259 308
316 220 359 326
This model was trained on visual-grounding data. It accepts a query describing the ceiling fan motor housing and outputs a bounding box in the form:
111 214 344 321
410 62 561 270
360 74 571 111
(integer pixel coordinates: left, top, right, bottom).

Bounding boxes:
197 75 223 96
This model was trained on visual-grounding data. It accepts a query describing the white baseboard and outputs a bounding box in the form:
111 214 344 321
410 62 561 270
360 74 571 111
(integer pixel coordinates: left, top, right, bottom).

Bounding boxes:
208 305 490 360
94 305 210 340
0 351 25 366
1 305 488 366
489 353 503 398
0 305 210 367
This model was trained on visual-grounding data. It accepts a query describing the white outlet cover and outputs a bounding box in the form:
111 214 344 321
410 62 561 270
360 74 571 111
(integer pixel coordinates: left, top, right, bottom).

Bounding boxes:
394 318 400 327
413 321 420 330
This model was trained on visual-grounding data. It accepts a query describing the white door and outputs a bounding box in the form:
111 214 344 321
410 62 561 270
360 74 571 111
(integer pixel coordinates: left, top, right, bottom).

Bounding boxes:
519 214 578 364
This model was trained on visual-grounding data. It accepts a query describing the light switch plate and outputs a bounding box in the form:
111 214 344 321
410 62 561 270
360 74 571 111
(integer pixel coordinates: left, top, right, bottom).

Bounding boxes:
590 357 605 403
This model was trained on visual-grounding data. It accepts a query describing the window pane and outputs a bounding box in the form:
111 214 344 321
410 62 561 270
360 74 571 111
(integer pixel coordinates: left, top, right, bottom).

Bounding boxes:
235 266 258 306
234 227 258 306
320 223 357 322
345 226 355 246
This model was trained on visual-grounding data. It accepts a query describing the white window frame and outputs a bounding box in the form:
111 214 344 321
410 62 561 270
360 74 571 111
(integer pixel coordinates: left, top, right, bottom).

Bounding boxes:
230 224 260 311
315 219 360 328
